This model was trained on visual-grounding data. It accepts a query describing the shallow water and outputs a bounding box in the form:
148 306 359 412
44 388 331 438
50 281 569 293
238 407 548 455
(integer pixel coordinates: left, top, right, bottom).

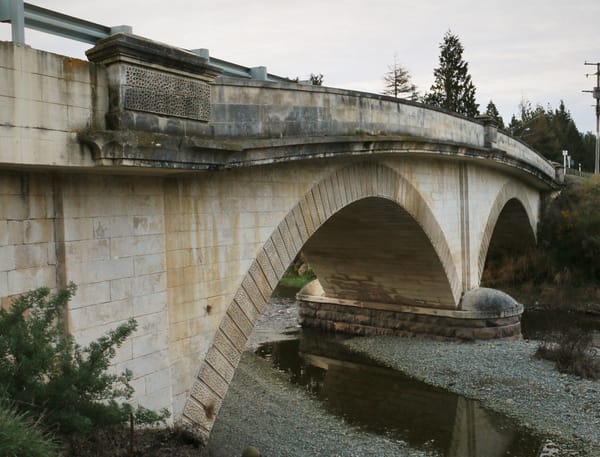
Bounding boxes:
250 291 597 456
256 330 544 457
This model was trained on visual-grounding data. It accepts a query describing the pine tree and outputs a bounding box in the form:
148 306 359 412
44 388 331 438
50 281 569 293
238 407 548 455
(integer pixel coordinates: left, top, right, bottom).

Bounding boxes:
383 55 417 99
424 31 479 117
0 284 168 436
485 100 505 129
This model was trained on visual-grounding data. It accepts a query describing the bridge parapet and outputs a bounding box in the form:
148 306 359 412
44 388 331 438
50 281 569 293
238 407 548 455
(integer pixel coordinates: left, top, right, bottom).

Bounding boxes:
1 33 557 188
209 78 485 145
86 33 220 135
495 131 555 178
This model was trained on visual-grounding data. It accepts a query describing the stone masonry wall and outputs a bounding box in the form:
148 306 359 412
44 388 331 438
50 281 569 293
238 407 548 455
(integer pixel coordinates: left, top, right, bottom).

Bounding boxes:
0 172 58 307
58 174 171 413
0 41 107 169
299 300 522 340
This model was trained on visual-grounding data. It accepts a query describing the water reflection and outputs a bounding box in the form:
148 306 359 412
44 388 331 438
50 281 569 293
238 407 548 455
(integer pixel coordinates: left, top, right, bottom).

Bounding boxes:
257 334 541 457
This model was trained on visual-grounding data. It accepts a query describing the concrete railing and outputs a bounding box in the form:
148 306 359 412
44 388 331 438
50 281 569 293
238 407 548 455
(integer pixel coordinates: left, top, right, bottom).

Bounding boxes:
210 78 486 146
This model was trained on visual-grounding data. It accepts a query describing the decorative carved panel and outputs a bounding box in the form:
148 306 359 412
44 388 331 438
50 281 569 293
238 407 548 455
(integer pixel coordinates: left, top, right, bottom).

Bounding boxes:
123 65 210 121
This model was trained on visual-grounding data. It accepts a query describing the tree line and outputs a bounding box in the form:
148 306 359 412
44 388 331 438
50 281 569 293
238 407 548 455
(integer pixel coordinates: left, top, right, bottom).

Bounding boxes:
382 30 595 171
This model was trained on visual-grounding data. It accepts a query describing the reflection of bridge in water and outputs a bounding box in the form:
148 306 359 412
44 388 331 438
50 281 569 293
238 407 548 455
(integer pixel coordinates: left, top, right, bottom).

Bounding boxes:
259 335 542 457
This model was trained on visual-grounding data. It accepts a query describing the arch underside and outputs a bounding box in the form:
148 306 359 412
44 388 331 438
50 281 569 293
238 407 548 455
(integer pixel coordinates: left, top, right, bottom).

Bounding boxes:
182 161 460 437
478 185 537 280
486 199 536 262
303 197 455 308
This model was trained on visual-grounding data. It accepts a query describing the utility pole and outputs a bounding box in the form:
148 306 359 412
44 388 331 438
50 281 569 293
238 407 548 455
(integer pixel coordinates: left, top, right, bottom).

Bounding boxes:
583 62 600 175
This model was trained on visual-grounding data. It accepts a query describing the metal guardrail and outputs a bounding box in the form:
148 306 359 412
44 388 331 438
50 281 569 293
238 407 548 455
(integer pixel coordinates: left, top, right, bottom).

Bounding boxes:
566 167 594 178
0 0 292 83
0 0 130 44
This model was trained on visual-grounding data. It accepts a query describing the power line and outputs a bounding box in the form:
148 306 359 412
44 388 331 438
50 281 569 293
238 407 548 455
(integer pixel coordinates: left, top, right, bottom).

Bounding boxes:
583 61 600 175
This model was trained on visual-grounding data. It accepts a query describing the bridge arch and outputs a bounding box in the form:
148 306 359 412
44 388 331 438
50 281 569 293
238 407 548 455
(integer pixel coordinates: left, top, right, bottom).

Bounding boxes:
182 161 460 436
477 183 537 281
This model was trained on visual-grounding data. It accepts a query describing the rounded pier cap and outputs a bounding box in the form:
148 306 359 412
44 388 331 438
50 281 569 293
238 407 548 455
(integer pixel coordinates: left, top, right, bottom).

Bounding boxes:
460 287 523 317
242 446 261 457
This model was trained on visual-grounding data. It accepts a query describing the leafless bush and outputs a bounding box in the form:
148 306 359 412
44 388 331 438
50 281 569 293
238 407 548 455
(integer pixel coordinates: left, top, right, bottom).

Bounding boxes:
535 329 600 379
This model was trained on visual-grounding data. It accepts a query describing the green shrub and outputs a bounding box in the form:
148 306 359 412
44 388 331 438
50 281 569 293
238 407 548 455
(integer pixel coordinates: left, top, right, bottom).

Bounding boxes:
538 177 600 281
0 283 148 435
0 401 59 457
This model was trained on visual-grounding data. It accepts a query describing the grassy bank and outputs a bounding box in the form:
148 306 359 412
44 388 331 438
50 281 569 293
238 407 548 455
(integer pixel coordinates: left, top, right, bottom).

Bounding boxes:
277 255 316 291
277 268 316 289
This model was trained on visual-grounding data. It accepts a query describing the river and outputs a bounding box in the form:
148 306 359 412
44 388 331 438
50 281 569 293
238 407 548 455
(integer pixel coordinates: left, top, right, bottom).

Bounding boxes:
208 293 600 457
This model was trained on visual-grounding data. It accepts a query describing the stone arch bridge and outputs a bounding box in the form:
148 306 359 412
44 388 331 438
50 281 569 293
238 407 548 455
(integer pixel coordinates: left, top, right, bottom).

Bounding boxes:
0 33 558 438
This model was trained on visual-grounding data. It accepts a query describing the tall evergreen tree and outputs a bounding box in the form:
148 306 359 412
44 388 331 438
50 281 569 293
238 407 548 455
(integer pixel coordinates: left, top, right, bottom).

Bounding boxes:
507 99 591 170
383 55 417 99
485 100 505 129
424 31 479 117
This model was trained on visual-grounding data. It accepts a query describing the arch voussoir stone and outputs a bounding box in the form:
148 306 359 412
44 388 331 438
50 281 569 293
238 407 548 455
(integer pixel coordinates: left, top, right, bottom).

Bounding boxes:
240 274 268 314
219 314 248 351
283 215 304 254
262 238 286 278
212 329 243 368
248 260 273 304
325 174 341 212
317 179 332 217
291 205 310 243
269 229 293 272
337 167 352 206
189 378 221 410
183 396 214 433
298 196 316 236
205 345 236 382
310 187 326 227
376 164 392 198
277 224 298 264
227 301 255 337
255 250 279 290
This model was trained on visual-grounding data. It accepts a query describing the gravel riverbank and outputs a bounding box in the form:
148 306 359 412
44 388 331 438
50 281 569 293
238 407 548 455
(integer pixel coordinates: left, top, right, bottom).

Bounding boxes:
208 300 600 456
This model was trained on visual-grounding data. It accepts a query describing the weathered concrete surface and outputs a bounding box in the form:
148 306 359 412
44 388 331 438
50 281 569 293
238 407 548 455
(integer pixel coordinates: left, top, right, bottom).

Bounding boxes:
0 42 106 168
0 38 558 439
2 37 555 186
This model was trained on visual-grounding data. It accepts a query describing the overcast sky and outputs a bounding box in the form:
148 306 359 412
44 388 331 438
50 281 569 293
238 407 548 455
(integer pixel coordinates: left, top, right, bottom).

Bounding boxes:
2 0 599 133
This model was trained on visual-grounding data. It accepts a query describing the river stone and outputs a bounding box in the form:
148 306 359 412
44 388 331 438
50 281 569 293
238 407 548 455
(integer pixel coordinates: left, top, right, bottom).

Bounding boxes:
241 446 261 457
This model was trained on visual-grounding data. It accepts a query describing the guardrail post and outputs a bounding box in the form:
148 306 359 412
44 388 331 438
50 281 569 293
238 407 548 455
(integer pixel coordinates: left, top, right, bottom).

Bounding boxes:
0 0 25 44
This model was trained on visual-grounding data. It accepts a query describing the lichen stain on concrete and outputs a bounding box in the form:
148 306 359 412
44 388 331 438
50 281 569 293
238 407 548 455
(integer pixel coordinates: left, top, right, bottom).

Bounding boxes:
62 57 89 82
